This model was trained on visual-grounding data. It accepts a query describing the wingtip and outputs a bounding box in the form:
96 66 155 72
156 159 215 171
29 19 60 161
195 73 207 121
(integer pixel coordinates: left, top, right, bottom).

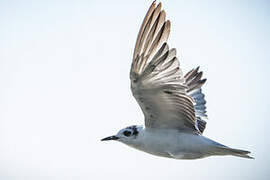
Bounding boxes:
195 66 200 72
165 20 171 34
157 1 162 7
166 20 171 27
152 1 162 9
201 78 207 84
152 0 157 7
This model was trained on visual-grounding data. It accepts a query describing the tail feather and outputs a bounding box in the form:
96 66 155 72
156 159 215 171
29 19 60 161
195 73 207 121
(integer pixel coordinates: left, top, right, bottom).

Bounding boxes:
215 146 254 159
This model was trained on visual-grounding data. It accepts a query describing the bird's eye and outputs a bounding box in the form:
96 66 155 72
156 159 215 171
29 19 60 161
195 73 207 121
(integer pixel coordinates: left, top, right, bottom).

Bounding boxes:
123 130 132 137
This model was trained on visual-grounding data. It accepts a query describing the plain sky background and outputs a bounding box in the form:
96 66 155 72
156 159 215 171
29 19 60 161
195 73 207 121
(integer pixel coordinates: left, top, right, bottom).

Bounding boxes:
1 0 270 179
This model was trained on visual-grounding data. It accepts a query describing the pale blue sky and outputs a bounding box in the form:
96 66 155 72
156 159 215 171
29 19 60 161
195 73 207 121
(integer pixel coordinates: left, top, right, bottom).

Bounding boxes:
0 0 270 179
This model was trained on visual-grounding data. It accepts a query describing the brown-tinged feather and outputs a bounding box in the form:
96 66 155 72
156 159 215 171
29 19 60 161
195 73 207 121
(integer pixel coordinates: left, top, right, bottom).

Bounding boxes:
130 2 208 134
133 1 156 60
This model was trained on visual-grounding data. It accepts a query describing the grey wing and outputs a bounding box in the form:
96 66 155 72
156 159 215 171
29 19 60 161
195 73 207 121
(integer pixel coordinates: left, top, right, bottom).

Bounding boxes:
130 2 207 134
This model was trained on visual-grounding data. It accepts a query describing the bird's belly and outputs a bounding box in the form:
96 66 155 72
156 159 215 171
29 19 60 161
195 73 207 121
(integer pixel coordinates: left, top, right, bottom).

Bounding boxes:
128 141 173 158
134 131 185 158
133 131 212 159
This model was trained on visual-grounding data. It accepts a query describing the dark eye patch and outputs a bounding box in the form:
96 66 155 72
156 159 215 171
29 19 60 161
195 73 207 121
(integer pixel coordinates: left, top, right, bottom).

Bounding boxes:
123 130 132 137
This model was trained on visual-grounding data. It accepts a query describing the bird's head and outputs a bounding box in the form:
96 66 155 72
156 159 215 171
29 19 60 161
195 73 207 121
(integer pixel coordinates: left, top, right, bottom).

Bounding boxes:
101 125 142 144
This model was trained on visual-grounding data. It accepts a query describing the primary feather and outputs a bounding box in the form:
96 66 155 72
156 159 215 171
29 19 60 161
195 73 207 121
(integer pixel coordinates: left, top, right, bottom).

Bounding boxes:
130 1 207 134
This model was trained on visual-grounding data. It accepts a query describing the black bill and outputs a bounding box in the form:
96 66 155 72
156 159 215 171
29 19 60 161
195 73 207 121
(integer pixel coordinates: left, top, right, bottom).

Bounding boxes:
101 135 119 141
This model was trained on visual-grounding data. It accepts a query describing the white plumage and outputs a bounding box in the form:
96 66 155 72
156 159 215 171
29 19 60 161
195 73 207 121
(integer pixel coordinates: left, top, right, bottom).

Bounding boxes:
101 1 253 160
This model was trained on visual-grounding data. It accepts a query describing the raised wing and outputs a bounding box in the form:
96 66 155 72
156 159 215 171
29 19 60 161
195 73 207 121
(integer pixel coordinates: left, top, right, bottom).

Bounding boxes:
130 1 207 134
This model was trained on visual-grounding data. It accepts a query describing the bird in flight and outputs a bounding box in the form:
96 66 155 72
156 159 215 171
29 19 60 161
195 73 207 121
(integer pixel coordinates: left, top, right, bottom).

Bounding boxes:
101 1 253 159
